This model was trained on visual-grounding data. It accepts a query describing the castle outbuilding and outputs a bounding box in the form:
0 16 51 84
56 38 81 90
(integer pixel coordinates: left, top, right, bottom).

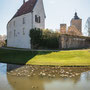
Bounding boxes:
60 12 82 36
60 24 67 34
70 12 82 32
7 0 46 49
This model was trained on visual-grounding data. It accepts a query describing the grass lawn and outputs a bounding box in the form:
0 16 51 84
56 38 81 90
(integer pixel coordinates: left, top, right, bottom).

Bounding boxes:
27 49 90 66
0 48 90 66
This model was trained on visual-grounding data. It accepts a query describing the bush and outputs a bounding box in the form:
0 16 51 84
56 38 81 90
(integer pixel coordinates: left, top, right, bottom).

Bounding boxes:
30 28 60 49
0 40 6 47
30 28 42 49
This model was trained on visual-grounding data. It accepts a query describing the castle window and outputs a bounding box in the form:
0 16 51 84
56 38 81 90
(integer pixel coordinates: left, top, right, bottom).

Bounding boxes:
14 21 15 26
14 30 16 37
23 17 25 24
35 15 41 23
23 28 25 35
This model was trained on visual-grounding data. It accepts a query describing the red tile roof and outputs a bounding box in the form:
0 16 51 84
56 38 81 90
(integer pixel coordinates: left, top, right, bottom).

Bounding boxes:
13 0 37 18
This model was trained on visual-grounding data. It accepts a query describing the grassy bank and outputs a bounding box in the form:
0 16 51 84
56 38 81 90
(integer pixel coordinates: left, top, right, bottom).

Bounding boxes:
0 48 90 66
0 48 51 65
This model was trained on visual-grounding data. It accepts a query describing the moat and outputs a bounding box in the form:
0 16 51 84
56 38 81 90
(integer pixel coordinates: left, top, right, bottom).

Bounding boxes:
0 63 90 90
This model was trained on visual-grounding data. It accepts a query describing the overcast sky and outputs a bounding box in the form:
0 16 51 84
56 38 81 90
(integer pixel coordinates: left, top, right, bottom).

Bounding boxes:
0 0 90 35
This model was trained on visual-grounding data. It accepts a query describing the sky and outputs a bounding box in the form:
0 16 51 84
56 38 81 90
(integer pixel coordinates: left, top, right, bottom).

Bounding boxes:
0 0 90 35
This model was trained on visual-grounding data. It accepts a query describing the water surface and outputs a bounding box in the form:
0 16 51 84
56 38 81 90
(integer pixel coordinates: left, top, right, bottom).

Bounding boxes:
0 63 90 90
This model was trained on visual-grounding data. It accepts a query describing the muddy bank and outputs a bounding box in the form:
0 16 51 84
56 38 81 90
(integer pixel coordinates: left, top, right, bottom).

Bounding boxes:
7 64 90 79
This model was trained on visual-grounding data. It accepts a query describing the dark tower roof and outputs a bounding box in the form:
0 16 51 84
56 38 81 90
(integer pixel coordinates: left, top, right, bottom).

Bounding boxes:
73 12 80 19
13 0 37 19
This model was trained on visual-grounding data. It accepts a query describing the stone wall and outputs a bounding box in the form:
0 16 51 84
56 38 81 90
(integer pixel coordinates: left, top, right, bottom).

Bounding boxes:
59 34 90 49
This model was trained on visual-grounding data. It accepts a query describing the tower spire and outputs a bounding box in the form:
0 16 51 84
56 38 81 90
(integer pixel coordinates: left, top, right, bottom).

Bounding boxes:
23 0 25 4
74 12 80 19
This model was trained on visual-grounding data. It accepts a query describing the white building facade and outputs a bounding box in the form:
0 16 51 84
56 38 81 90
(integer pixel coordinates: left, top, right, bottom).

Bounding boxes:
7 0 46 49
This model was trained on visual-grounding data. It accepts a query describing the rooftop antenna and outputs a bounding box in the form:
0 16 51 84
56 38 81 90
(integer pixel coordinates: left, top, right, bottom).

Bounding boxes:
75 9 78 13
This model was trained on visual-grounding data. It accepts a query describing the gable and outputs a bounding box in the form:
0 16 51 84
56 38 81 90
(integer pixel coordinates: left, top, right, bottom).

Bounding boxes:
13 0 37 19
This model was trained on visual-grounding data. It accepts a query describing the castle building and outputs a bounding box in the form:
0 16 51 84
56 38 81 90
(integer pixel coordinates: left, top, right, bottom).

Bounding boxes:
70 12 82 32
60 12 82 36
7 0 46 49
68 25 82 36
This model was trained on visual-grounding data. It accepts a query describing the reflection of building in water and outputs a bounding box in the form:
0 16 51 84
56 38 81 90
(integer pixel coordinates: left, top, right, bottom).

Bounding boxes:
5 65 90 90
81 71 90 81
7 64 90 90
60 12 82 36
7 74 80 90
7 75 45 90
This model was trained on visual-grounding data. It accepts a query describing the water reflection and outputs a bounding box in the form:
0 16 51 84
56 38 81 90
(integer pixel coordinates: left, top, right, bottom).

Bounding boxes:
0 63 90 90
0 63 13 90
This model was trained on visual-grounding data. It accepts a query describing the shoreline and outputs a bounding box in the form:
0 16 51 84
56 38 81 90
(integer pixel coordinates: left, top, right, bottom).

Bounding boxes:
6 63 90 78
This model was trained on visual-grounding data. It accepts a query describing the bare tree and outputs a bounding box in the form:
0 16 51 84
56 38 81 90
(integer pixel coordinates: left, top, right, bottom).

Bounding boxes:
85 17 90 36
0 35 7 47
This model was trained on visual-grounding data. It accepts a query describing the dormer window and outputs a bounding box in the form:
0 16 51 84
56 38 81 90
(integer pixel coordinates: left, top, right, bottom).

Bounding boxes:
23 17 25 24
35 15 41 23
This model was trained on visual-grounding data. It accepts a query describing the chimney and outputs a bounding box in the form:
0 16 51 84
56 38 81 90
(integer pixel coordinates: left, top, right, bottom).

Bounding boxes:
60 24 67 34
23 0 25 4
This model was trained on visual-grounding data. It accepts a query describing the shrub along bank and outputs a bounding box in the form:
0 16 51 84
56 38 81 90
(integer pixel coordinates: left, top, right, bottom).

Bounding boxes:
30 28 60 49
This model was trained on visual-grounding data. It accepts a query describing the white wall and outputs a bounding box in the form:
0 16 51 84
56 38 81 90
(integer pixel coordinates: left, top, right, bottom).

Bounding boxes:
33 0 45 29
7 13 33 49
